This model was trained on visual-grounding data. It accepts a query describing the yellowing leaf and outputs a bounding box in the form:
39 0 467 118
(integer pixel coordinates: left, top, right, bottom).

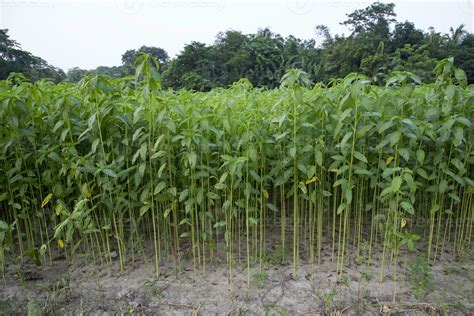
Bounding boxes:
41 193 53 208
330 168 339 173
299 183 307 194
262 189 269 200
386 156 394 166
401 218 407 228
54 204 62 216
306 176 318 185
84 189 91 199
39 244 47 256
58 239 65 249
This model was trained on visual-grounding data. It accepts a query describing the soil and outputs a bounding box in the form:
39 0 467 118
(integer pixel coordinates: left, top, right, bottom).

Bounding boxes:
1 235 473 315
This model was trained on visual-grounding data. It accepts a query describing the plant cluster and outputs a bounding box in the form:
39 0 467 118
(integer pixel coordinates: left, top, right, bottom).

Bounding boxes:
0 55 472 288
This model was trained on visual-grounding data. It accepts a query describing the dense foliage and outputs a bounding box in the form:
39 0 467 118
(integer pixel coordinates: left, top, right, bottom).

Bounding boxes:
69 3 474 88
0 55 472 287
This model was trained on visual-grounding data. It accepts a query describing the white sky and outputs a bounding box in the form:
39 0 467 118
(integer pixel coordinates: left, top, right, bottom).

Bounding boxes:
1 0 473 71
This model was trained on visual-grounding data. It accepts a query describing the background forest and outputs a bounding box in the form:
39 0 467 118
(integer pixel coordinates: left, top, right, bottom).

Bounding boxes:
1 3 473 89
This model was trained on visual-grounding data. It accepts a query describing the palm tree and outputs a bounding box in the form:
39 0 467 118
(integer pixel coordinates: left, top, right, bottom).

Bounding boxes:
447 24 467 46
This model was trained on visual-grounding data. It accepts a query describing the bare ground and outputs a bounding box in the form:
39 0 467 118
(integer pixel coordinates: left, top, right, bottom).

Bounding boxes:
1 236 473 315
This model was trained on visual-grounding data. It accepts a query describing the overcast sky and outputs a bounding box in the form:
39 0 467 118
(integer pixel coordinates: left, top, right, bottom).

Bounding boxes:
1 0 472 71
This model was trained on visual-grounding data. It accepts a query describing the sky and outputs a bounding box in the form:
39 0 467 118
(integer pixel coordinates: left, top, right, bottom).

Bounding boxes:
0 0 473 71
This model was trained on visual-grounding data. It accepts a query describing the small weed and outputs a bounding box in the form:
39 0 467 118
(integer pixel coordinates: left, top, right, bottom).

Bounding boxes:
265 245 286 264
27 300 40 316
265 304 289 316
144 278 167 300
444 267 457 274
0 300 12 315
468 269 474 281
338 275 349 287
359 271 373 281
254 270 268 288
355 240 370 265
41 276 73 314
315 287 337 314
407 257 432 299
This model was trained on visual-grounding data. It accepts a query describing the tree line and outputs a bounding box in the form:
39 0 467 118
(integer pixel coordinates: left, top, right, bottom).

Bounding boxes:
1 3 473 88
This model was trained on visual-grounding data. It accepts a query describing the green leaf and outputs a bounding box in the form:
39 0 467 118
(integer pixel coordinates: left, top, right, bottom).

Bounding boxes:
416 149 425 165
398 148 410 162
139 143 148 160
400 201 414 215
344 189 352 204
439 179 448 193
407 239 415 251
337 204 345 215
378 120 394 134
179 189 189 203
391 176 402 192
132 127 144 142
52 120 65 133
339 131 353 148
180 232 191 238
454 68 467 83
0 192 8 202
416 168 429 179
102 169 117 178
340 108 352 121
138 163 146 176
166 119 176 133
353 166 373 176
315 150 323 167
333 178 347 187
207 192 220 200
353 151 367 163
179 218 191 226
383 167 400 179
274 131 289 141
154 182 167 195
451 159 466 174
452 127 463 146
91 139 100 154
139 204 151 217
213 221 226 228
380 187 392 198
266 203 279 213
188 151 197 169
289 147 297 159
387 131 401 146
403 173 416 192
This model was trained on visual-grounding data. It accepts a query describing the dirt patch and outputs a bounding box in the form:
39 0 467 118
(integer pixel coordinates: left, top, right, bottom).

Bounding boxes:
1 240 473 315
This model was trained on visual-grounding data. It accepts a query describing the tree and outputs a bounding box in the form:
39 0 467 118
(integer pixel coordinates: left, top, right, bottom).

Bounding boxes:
342 2 396 36
360 41 389 84
447 24 467 46
66 67 89 82
66 65 129 82
389 44 437 83
213 30 251 86
0 29 65 82
445 34 474 83
315 25 331 48
390 21 424 51
162 42 216 91
122 46 169 71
